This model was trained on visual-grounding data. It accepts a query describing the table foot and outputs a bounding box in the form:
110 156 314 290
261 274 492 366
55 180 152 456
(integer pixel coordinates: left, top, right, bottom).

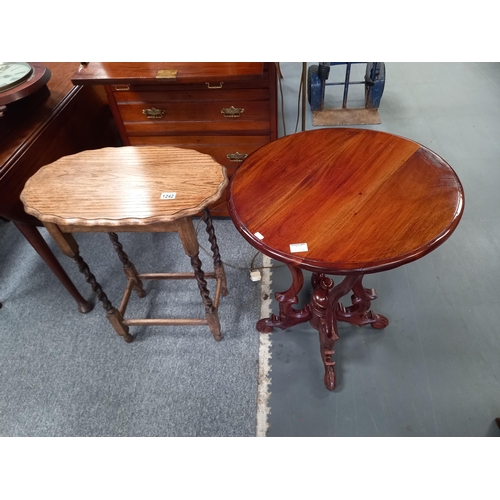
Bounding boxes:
77 301 94 314
336 276 389 329
256 264 311 333
311 274 389 391
191 252 222 341
106 308 134 343
324 365 336 391
72 250 132 342
207 311 223 341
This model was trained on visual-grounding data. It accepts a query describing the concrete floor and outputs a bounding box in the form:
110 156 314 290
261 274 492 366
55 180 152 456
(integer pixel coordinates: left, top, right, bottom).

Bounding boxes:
265 62 500 437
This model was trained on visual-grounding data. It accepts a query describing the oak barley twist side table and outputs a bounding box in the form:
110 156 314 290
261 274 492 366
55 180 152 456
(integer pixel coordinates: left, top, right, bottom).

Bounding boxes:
228 128 464 391
21 146 228 343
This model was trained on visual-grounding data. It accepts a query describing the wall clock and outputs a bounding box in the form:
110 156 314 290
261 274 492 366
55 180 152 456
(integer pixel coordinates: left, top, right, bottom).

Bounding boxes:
0 63 51 106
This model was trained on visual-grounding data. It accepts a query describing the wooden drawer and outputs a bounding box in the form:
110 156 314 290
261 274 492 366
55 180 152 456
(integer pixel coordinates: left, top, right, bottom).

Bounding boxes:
125 121 270 136
112 87 270 103
119 100 270 135
127 135 268 168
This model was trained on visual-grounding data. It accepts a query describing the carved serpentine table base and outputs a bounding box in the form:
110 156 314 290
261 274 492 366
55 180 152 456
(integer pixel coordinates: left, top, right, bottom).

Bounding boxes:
257 265 388 390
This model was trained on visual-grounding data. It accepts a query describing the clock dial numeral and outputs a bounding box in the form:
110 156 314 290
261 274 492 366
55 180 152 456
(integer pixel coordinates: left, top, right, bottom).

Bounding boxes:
0 63 34 93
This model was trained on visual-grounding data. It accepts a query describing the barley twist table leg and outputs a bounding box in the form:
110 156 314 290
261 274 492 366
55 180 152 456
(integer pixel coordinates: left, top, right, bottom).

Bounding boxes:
191 253 221 341
202 208 228 296
108 232 146 298
72 251 133 343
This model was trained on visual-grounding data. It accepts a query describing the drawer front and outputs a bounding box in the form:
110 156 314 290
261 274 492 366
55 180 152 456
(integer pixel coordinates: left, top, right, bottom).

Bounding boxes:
113 88 269 104
110 78 270 95
119 100 270 135
127 135 268 169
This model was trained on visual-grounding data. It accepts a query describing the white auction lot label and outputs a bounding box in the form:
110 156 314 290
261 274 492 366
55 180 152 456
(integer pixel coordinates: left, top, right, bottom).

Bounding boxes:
160 192 177 200
290 243 308 252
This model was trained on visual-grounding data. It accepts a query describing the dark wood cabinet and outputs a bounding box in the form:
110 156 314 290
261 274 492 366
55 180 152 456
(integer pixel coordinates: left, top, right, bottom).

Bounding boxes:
72 62 278 216
0 63 120 311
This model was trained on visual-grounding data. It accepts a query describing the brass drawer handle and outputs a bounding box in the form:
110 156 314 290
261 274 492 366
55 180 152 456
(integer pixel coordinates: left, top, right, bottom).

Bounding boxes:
142 107 166 119
227 152 248 162
206 82 223 89
113 84 130 91
221 106 244 118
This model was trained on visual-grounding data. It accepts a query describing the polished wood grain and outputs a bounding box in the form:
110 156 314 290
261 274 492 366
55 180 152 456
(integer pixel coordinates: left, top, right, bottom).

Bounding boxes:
71 62 278 217
72 63 264 85
228 128 465 391
228 128 464 274
21 146 228 227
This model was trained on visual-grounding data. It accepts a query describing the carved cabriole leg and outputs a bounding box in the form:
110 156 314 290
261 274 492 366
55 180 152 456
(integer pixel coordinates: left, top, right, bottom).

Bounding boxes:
256 264 311 333
177 217 222 341
202 208 228 296
320 275 359 391
43 223 133 343
336 274 389 329
107 232 146 298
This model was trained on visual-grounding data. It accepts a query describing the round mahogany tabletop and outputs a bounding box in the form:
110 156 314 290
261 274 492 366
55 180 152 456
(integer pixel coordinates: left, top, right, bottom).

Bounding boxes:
228 128 464 274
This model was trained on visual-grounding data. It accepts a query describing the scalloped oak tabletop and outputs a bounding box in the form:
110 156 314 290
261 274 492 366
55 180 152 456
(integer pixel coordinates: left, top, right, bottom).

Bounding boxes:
228 128 464 274
21 146 228 227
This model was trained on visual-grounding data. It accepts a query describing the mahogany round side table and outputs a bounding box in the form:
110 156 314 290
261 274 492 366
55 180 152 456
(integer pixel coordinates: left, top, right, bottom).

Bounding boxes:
227 128 464 391
21 146 229 343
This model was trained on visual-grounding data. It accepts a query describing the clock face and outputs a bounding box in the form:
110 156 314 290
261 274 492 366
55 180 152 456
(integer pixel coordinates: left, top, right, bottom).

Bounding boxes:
0 62 34 93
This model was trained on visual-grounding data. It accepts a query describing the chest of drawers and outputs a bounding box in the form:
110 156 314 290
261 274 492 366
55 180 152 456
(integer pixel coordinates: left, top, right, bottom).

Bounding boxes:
72 63 278 216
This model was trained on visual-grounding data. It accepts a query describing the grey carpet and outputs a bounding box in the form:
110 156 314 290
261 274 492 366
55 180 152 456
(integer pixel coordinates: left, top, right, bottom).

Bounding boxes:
0 218 262 436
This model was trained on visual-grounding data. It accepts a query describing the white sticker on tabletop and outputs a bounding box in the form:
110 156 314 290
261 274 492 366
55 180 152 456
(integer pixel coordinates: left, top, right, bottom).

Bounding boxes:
254 232 264 240
290 243 308 253
160 192 177 200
